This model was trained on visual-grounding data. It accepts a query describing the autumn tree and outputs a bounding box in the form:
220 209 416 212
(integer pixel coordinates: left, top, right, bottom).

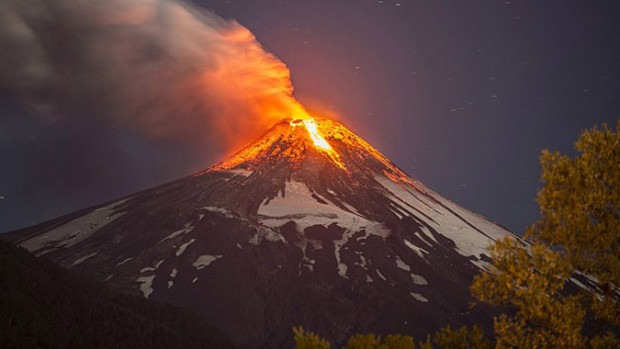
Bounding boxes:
293 328 417 349
532 119 620 328
469 120 620 347
343 333 416 349
293 327 331 349
433 324 492 349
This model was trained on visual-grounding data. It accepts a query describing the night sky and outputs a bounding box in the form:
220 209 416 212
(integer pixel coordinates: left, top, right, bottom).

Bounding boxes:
1 0 619 234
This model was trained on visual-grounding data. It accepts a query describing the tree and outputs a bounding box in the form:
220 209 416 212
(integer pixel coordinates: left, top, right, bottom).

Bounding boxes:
433 324 492 349
533 120 620 328
471 237 588 347
293 327 331 349
343 334 416 349
293 328 416 349
469 120 620 347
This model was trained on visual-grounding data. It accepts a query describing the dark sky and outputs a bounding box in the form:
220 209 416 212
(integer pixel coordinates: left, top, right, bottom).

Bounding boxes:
1 0 619 234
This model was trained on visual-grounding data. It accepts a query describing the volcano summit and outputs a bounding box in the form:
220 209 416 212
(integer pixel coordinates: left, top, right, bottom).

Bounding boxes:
8 118 514 347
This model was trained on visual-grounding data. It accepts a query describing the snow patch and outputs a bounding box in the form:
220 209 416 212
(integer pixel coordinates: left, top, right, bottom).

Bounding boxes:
140 259 164 273
176 239 196 256
472 258 492 271
116 257 133 266
333 231 351 278
136 275 155 298
410 292 428 302
337 263 348 278
404 239 428 259
354 254 368 270
248 226 286 245
394 255 429 286
200 206 236 219
340 201 361 215
418 226 438 244
411 274 428 285
258 181 390 276
159 223 194 244
303 258 315 272
20 199 129 255
167 281 174 289
570 277 589 291
71 252 97 266
192 277 198 284
390 208 404 219
376 176 510 262
258 181 385 233
395 256 411 272
193 255 223 270
170 269 178 278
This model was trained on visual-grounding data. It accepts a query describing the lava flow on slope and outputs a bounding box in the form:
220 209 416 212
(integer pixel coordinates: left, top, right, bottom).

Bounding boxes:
215 117 419 188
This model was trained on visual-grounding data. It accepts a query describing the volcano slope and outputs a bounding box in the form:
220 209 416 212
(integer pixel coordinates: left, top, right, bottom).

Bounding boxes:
0 239 235 348
7 118 514 348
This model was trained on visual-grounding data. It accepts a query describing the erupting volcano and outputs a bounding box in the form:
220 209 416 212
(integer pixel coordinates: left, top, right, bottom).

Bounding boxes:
7 117 515 348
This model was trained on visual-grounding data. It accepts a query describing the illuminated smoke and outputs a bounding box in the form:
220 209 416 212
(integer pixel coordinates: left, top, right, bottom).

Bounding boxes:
0 0 310 149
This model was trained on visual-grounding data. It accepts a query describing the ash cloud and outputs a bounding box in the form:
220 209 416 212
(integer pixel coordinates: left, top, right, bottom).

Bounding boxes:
0 0 308 150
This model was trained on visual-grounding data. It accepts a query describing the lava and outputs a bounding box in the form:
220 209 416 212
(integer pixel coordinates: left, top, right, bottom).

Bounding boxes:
290 119 331 150
290 118 344 168
213 117 425 192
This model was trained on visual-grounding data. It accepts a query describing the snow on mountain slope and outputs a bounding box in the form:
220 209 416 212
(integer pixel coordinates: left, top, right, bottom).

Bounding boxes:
376 176 507 267
19 198 130 256
258 180 384 233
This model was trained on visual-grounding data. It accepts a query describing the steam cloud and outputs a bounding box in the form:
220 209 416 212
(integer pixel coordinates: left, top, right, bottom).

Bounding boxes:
0 0 309 149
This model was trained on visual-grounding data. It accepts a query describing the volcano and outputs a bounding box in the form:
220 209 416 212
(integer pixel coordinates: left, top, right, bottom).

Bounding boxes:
7 118 514 347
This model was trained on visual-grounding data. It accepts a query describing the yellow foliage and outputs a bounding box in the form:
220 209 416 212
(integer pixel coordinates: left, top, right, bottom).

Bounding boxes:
293 327 331 349
531 120 620 326
343 334 382 349
342 333 416 349
434 325 492 349
469 119 620 347
293 329 416 349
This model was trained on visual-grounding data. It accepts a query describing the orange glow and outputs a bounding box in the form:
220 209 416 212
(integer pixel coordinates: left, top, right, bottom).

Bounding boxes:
214 118 424 192
290 118 344 168
191 22 314 150
290 119 331 150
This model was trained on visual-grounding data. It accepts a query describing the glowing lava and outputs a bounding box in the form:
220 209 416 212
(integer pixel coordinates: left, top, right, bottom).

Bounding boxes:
290 119 331 150
214 117 425 192
290 118 344 168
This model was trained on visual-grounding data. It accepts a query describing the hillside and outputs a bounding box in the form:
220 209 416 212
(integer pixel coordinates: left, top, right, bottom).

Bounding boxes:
0 238 235 348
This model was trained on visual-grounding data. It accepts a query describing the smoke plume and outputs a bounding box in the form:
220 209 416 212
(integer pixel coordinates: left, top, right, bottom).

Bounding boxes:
0 0 309 149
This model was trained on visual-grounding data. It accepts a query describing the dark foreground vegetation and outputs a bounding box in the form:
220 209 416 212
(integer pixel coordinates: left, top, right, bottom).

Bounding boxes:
0 239 235 348
295 121 620 348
